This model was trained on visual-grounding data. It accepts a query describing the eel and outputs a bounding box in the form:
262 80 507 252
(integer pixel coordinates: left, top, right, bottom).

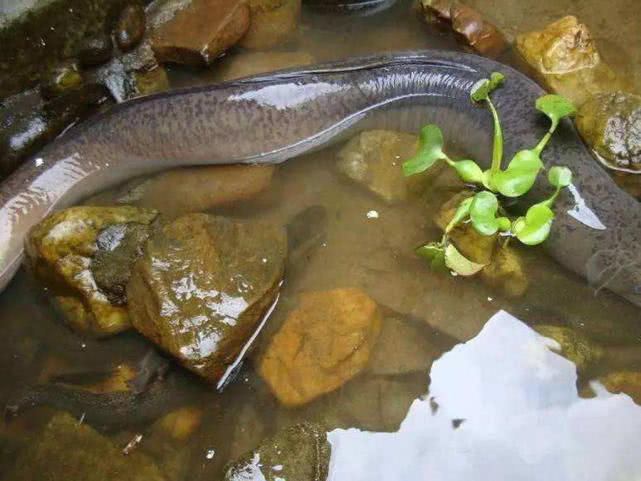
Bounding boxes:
1 50 641 308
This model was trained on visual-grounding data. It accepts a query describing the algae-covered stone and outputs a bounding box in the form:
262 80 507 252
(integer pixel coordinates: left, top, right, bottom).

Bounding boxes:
479 246 528 298
515 16 630 107
337 130 434 204
576 91 641 172
25 206 159 336
40 61 84 99
127 214 286 384
5 412 167 481
534 325 604 371
224 422 330 481
599 371 641 405
78 34 114 67
133 66 170 96
259 287 381 407
239 0 300 50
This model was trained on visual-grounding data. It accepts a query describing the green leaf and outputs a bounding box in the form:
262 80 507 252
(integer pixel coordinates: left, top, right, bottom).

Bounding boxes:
449 159 484 184
470 72 504 102
445 197 473 233
444 244 486 276
548 166 572 188
469 191 511 236
416 242 447 271
535 94 577 127
492 149 544 197
402 125 448 176
512 203 555 245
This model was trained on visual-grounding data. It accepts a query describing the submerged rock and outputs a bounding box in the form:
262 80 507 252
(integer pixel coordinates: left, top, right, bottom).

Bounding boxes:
534 325 604 371
286 205 328 281
599 371 641 405
116 4 147 52
127 214 286 384
576 91 641 172
0 84 109 179
25 206 159 336
40 61 84 99
214 51 314 81
150 0 250 66
515 16 630 108
116 164 275 216
224 422 330 481
366 316 440 376
420 0 505 58
78 34 115 67
5 412 166 481
259 287 381 407
337 130 436 204
239 0 300 50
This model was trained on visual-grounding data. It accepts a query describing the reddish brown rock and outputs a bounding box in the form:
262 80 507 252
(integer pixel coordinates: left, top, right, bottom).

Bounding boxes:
151 0 250 67
259 288 381 407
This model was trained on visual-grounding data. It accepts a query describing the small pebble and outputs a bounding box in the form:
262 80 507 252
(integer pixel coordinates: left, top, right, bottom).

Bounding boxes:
78 34 114 67
116 4 146 52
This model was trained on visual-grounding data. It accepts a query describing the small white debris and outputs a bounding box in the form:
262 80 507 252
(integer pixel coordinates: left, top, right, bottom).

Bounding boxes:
272 465 283 472
34 158 43 167
262 257 268 264
366 210 379 219
487 297 493 302
206 449 216 460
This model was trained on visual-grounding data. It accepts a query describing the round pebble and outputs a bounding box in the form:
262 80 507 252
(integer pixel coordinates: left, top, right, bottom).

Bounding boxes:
116 4 146 52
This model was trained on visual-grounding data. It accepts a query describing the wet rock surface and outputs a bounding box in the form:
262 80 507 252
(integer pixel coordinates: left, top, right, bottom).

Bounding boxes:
515 15 630 107
116 4 146 51
5 412 167 481
78 34 115 67
599 371 641 405
40 61 84 99
534 325 604 371
224 421 330 481
420 0 505 57
259 287 381 407
576 91 641 172
150 0 250 66
127 214 286 383
214 51 314 81
337 130 432 204
0 84 109 179
25 206 159 336
285 205 328 280
240 0 300 50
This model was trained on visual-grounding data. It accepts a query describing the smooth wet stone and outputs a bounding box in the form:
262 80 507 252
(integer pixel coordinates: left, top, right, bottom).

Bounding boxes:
337 130 437 204
0 84 109 179
259 288 381 407
133 65 170 96
239 0 300 49
25 206 159 336
5 412 166 481
150 0 250 66
40 61 83 99
224 422 330 481
78 34 114 67
516 16 630 107
116 4 146 51
534 325 604 371
366 316 440 376
420 0 505 58
215 51 314 81
576 91 641 172
127 214 286 383
117 164 275 216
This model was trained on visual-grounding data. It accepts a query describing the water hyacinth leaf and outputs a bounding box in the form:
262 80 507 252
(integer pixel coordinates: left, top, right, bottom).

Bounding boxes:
416 242 446 271
449 159 484 184
402 125 448 176
489 72 505 89
469 191 508 236
493 149 543 197
512 203 555 245
535 94 577 128
548 166 572 188
444 244 486 276
445 197 473 233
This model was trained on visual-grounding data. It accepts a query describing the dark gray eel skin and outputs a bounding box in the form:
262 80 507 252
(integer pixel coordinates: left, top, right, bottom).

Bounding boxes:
1 50 640 306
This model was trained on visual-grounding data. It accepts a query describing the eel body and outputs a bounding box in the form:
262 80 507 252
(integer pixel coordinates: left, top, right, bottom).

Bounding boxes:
1 50 640 306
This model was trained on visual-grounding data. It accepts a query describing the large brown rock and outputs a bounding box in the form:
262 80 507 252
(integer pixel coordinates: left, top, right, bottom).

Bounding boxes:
239 0 300 50
214 51 314 82
259 287 381 407
25 206 159 336
515 16 630 108
127 214 286 383
150 0 250 66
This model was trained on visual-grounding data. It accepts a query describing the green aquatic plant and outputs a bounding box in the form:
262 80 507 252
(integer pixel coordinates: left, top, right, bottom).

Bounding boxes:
404 73 576 276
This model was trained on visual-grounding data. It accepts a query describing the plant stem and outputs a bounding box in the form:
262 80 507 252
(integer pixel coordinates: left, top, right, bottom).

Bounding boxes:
534 120 558 155
540 185 561 208
487 98 503 176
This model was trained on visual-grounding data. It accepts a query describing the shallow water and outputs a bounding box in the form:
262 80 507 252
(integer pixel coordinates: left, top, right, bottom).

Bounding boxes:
2 0 641 479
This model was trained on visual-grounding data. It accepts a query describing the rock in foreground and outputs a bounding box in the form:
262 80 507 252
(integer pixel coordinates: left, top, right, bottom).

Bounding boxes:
224 422 330 481
259 287 381 407
128 214 286 384
25 206 158 336
150 0 250 66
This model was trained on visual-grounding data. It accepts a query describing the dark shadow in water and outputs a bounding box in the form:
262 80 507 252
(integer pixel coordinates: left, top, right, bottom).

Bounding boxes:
328 310 641 480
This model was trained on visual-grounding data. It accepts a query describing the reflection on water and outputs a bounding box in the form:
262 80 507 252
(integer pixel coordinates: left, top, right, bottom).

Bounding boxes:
328 311 641 480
